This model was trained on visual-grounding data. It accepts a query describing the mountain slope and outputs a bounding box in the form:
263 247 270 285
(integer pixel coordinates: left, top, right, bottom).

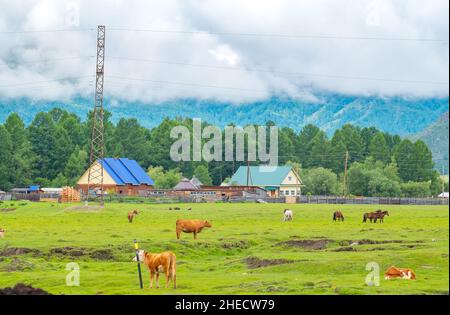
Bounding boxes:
0 94 448 136
411 112 449 172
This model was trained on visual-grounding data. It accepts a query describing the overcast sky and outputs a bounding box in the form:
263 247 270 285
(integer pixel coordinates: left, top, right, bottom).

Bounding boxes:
0 0 448 103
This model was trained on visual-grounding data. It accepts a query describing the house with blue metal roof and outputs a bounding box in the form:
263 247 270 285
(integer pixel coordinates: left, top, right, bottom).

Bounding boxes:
226 165 303 197
77 158 154 195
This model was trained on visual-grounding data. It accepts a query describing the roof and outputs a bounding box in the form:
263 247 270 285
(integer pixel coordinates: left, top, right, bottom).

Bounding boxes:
101 158 154 186
29 185 40 191
190 176 203 187
228 166 297 186
438 192 449 198
173 178 199 190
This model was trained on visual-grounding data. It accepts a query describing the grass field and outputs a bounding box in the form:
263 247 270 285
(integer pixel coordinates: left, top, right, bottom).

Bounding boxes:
0 201 448 295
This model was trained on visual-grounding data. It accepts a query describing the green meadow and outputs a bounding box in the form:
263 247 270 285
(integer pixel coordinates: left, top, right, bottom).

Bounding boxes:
0 201 448 295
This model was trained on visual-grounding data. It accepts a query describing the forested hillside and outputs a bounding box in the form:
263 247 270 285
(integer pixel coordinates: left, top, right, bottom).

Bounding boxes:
0 108 447 197
0 94 448 136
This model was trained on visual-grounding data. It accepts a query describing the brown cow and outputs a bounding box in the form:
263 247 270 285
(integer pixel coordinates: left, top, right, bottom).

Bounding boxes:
0 228 5 238
384 266 416 280
176 219 212 240
128 210 139 223
133 249 177 288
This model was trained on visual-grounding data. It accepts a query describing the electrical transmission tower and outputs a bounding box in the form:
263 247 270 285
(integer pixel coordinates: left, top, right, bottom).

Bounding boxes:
87 25 106 204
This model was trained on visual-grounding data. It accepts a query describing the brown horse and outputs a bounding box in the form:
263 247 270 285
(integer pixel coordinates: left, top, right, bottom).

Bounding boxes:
333 211 344 222
128 210 139 223
363 210 381 223
374 210 389 223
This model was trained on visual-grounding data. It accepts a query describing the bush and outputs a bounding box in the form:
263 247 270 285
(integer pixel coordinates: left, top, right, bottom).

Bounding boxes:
302 167 339 195
401 181 431 197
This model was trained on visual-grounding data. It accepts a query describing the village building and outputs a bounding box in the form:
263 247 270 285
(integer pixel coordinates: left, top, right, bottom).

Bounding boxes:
77 158 154 196
226 165 303 198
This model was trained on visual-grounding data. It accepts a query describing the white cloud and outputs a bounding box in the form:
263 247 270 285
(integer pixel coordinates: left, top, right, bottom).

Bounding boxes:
0 0 448 104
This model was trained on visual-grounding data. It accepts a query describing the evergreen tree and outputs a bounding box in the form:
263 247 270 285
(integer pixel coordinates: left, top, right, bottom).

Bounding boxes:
4 113 34 186
193 165 212 186
369 132 390 164
0 125 13 190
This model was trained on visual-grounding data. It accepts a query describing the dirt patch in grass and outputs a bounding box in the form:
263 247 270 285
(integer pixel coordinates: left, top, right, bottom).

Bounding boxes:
0 283 50 295
333 247 357 252
50 246 87 257
1 258 35 272
49 247 115 261
0 247 41 256
339 239 424 246
65 205 103 211
245 256 294 269
222 240 249 249
90 249 115 260
278 239 328 250
0 208 16 212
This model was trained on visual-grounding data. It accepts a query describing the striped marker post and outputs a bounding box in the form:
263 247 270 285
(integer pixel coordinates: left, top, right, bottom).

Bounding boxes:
134 239 143 289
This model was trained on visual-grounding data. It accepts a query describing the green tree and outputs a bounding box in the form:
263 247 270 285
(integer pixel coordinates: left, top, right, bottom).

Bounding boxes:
297 124 320 168
369 132 390 164
193 165 212 186
302 167 339 195
0 125 13 190
28 112 57 180
393 139 416 182
64 149 88 185
308 131 331 168
400 181 431 197
4 113 34 187
367 171 401 197
147 166 182 189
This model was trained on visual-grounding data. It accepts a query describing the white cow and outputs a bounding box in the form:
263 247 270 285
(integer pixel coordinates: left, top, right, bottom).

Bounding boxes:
283 209 293 221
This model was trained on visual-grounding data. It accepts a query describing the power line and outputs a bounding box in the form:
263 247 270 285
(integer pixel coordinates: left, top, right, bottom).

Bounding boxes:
0 28 95 35
108 27 449 43
108 56 449 85
0 56 94 68
108 75 275 94
0 75 94 88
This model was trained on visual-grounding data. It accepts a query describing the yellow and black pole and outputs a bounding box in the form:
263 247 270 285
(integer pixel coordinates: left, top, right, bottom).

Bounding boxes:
134 239 143 289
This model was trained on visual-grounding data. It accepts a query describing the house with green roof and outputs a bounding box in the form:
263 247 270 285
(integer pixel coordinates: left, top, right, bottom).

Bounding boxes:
226 166 303 197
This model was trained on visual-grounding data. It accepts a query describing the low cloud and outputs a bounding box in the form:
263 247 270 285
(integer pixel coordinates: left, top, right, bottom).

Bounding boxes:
0 0 448 104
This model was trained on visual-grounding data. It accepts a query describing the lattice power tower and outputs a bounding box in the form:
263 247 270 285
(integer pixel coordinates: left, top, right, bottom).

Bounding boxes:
87 25 106 203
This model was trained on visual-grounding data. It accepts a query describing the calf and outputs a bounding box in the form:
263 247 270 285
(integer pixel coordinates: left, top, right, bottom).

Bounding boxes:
0 228 5 238
128 210 139 223
384 266 416 280
176 219 212 240
133 249 176 288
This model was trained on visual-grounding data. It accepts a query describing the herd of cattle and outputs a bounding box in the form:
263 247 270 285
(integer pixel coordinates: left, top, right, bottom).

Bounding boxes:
0 206 413 290
125 206 417 289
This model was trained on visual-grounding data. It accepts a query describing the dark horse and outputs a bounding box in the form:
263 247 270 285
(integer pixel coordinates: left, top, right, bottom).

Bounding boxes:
375 210 389 223
333 211 344 222
363 210 389 223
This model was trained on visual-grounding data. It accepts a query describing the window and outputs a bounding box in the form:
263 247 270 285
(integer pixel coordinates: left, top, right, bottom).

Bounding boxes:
288 176 292 181
280 190 284 196
291 190 295 196
285 190 289 196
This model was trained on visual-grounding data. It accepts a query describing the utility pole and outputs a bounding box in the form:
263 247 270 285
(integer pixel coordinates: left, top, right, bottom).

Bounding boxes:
87 25 106 205
342 151 349 197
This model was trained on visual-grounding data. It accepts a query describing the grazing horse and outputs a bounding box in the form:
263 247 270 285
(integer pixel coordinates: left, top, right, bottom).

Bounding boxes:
333 211 344 222
283 209 293 221
363 211 379 223
375 210 389 223
127 210 139 223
